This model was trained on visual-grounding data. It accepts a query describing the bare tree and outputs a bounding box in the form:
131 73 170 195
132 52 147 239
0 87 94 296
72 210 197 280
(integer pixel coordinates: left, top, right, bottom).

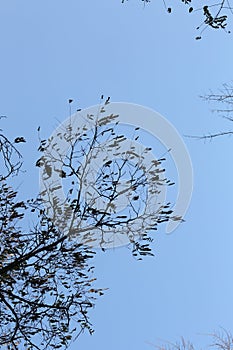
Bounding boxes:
0 118 23 181
147 329 233 350
186 83 233 140
210 329 233 350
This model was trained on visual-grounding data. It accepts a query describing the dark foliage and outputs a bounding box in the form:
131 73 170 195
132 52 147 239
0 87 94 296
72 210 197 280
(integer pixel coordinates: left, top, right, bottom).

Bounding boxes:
0 129 103 350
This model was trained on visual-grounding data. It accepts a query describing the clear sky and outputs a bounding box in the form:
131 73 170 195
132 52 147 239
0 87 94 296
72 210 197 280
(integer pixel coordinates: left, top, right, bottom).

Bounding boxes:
1 1 233 350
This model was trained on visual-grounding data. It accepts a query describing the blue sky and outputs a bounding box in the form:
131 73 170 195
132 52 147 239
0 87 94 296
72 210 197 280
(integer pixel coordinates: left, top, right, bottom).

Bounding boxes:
1 1 233 349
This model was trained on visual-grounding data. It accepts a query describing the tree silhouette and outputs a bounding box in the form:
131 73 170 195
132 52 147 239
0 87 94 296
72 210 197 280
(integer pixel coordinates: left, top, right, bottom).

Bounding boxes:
38 100 179 254
0 127 103 349
121 0 232 40
0 100 178 349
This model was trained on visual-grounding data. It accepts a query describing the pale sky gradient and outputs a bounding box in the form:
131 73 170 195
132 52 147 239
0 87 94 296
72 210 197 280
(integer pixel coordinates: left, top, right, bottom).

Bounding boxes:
0 1 233 350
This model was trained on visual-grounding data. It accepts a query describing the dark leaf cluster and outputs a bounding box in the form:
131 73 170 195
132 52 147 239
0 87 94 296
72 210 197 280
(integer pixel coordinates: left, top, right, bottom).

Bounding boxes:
0 129 103 350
